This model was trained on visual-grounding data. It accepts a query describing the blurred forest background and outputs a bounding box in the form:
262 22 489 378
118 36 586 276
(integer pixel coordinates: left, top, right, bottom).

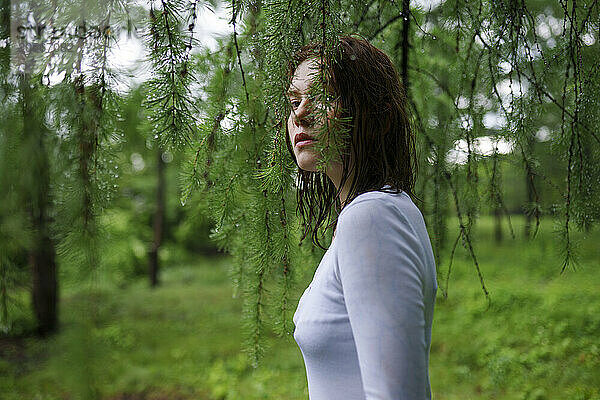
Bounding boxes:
1 0 599 399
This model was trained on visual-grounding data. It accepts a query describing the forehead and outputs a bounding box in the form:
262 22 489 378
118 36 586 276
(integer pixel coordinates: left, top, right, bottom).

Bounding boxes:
288 59 319 94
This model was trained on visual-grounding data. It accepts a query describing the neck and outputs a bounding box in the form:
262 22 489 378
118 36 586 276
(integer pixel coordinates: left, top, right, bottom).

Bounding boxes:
326 162 353 208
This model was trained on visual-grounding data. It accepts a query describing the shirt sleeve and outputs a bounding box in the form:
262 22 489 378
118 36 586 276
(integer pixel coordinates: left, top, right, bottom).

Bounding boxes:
335 196 429 400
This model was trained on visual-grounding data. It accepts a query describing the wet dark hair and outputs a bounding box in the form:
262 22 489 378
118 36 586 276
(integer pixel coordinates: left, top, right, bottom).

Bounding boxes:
285 35 416 249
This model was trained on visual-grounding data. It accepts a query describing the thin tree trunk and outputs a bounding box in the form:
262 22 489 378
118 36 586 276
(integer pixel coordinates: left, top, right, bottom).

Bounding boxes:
0 0 9 78
0 0 11 328
494 206 503 243
16 3 59 335
582 141 592 233
21 75 58 336
149 149 166 287
433 149 448 263
524 137 535 239
30 225 58 335
492 153 503 243
400 0 410 92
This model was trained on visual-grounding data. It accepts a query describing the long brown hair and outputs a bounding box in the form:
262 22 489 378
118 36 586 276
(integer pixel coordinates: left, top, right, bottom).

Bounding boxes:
285 35 416 249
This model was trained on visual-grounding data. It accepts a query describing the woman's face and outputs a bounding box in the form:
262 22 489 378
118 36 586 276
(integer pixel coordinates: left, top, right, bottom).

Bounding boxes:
287 59 326 172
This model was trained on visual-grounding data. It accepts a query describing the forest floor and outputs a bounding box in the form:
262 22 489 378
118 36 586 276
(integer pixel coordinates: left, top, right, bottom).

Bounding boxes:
1 217 599 400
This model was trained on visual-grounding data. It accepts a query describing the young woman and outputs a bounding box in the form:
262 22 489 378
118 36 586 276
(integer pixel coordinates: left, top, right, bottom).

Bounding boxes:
286 36 437 399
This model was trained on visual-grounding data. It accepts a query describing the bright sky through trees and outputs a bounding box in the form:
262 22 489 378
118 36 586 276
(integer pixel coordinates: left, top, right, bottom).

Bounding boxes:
106 0 518 162
58 2 232 90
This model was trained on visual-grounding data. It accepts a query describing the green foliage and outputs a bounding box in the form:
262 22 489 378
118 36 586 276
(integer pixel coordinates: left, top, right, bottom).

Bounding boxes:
430 218 600 400
144 0 199 149
1 219 599 399
183 0 600 361
1 0 599 375
0 91 30 333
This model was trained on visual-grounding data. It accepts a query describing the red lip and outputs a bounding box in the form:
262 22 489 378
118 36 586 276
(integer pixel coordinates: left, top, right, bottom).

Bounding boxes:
294 132 317 146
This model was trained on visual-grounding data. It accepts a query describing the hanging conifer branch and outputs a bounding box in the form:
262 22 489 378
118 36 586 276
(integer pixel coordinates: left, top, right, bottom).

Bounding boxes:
184 0 199 63
145 0 197 148
229 0 269 365
87 6 120 188
73 52 98 237
465 51 484 230
445 172 489 302
95 12 111 110
245 192 271 366
443 232 461 299
231 0 249 106
518 143 541 238
181 42 234 205
473 26 600 146
410 102 451 293
464 0 597 248
559 0 580 272
177 0 600 361
409 93 489 298
486 145 515 241
276 192 292 335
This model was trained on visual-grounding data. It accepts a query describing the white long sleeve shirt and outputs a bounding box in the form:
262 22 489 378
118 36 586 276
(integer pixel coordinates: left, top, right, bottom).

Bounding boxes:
293 190 437 400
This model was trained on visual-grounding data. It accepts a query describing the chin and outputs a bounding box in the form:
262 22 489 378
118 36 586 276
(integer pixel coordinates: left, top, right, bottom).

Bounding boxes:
295 152 320 172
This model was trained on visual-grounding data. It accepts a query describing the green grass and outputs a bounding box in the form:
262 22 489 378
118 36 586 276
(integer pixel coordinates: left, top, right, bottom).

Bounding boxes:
1 216 599 399
431 216 600 400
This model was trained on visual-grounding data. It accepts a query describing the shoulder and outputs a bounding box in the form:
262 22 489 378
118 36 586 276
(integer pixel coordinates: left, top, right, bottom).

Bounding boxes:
338 190 421 228
333 190 432 287
334 190 429 255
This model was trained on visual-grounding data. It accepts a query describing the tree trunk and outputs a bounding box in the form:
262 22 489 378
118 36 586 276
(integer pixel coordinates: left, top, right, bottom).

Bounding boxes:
30 229 58 335
400 0 410 93
492 153 503 243
433 147 448 265
0 0 9 78
21 75 58 336
524 137 535 239
149 149 166 287
494 206 503 243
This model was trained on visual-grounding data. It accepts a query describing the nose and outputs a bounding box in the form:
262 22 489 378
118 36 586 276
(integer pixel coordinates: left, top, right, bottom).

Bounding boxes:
293 98 314 127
